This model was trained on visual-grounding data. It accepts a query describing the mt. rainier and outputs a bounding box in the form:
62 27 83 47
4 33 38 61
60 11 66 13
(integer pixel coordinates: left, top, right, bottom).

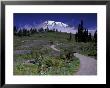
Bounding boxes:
37 20 76 34
43 20 69 28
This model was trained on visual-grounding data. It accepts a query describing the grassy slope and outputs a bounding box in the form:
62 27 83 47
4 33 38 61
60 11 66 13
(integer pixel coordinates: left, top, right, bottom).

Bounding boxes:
14 32 96 75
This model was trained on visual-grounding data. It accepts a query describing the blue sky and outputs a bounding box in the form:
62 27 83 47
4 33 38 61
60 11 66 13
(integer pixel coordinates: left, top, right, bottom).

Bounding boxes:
14 13 97 30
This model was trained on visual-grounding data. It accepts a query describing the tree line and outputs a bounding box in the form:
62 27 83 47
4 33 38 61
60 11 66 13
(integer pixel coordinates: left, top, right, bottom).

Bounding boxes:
14 26 58 37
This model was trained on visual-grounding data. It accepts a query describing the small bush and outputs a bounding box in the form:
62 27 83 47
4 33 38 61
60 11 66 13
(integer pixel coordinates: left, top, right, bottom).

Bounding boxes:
88 50 97 56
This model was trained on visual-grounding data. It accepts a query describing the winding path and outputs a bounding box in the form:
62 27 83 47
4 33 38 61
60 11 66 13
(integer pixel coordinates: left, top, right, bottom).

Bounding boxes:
50 45 60 52
74 53 97 75
50 45 97 75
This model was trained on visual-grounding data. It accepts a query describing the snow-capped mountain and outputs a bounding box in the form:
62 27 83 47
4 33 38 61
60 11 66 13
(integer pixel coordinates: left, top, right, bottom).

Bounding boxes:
37 20 76 34
37 20 69 29
45 20 68 27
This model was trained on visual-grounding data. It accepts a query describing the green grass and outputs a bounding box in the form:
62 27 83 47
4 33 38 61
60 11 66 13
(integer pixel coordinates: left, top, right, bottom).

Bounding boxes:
14 56 80 75
57 42 97 58
14 48 80 75
14 32 75 49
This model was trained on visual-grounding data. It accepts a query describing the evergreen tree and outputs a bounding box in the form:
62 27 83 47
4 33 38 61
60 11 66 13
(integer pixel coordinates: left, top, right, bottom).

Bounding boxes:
77 24 81 42
77 20 84 42
23 28 27 36
56 29 58 32
44 26 49 32
69 32 72 41
83 29 87 42
38 27 44 32
27 30 31 36
14 26 17 35
94 30 97 43
30 28 33 34
18 29 23 37
75 32 78 42
53 28 55 32
88 33 92 42
47 26 49 32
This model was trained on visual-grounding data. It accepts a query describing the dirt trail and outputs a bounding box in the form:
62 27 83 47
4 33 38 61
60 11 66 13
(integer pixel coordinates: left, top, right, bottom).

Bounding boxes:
74 53 97 75
50 45 60 52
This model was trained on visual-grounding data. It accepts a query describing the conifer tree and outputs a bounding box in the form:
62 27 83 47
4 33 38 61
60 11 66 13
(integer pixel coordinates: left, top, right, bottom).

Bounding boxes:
14 26 17 35
94 30 97 43
69 32 72 41
75 32 78 42
88 33 92 42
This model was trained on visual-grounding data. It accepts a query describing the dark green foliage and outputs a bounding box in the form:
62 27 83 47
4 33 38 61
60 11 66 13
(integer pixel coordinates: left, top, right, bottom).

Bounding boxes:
75 20 89 42
75 32 78 42
46 28 56 32
44 27 49 32
88 33 92 42
47 30 55 32
18 29 23 37
49 40 53 45
94 30 97 43
22 29 31 36
75 20 96 43
88 50 97 56
30 28 38 34
14 26 17 35
83 29 88 42
14 25 58 37
68 32 72 41
38 27 44 32
56 29 58 32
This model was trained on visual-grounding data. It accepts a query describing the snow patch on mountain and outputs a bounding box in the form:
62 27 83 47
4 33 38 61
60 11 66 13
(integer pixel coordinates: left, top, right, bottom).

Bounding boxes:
37 20 69 29
36 20 77 34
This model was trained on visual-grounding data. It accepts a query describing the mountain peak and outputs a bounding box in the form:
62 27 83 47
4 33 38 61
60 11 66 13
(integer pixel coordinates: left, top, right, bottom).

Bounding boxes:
43 20 69 28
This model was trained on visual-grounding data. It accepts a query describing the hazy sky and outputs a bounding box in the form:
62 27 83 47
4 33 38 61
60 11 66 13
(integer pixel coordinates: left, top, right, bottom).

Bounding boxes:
14 13 97 30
